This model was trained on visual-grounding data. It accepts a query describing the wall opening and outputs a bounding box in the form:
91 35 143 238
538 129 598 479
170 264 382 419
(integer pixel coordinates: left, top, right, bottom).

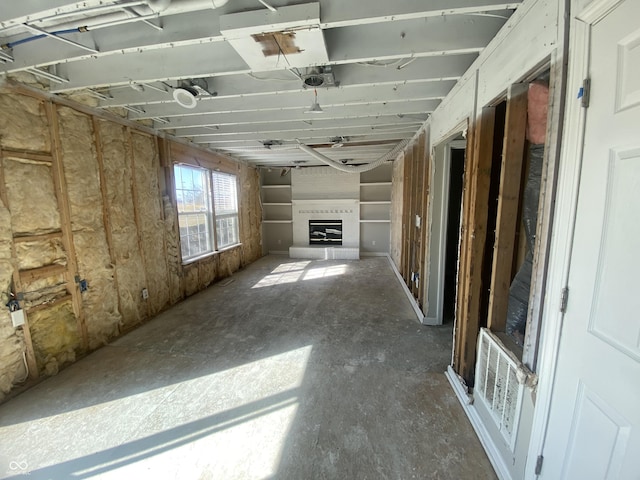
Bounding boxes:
479 100 507 329
443 147 465 323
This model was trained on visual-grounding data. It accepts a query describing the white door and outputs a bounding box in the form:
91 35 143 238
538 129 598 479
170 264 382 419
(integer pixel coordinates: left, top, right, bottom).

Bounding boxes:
540 1 640 478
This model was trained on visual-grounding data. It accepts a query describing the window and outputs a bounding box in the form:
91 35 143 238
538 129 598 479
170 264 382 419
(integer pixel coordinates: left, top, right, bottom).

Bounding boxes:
212 171 239 249
174 165 239 261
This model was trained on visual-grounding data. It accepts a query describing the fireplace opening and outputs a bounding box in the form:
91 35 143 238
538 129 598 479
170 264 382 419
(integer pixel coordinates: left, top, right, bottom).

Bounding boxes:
309 220 343 245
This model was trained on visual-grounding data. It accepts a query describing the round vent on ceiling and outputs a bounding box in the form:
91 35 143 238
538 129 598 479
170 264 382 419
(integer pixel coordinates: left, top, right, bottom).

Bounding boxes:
173 86 198 109
303 75 324 88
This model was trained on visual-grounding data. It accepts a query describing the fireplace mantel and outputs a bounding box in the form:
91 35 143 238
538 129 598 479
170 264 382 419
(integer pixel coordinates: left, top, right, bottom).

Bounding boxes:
289 199 360 259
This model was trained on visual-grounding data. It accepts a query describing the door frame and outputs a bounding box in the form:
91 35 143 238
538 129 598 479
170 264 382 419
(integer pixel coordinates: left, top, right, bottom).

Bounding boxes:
424 138 466 325
525 0 621 476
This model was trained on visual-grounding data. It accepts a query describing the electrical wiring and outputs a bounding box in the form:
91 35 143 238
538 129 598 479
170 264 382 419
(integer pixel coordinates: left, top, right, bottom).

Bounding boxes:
1 28 83 49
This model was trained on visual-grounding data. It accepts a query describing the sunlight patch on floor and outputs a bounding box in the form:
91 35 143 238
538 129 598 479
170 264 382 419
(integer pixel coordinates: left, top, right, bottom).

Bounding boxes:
0 346 314 480
302 264 348 281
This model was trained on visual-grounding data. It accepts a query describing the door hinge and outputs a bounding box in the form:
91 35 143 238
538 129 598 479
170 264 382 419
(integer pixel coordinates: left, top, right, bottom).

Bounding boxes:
560 287 569 313
535 455 544 475
579 78 590 108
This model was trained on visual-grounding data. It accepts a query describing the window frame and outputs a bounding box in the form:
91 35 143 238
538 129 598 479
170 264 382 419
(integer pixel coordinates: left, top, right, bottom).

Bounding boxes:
174 163 241 264
211 170 240 250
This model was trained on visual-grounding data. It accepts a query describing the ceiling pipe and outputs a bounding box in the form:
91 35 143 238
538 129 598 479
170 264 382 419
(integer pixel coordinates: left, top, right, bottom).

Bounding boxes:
296 139 409 173
17 0 229 35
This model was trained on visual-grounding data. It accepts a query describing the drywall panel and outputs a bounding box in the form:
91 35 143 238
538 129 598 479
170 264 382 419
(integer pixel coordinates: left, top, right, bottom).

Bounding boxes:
264 223 294 253
476 0 558 108
430 0 559 146
0 91 50 152
292 166 359 200
57 107 121 348
131 132 170 315
360 223 390 254
98 120 147 328
430 76 476 146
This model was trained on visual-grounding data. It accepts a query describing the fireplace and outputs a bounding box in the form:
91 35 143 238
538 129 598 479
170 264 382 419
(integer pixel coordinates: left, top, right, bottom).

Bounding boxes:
309 220 343 245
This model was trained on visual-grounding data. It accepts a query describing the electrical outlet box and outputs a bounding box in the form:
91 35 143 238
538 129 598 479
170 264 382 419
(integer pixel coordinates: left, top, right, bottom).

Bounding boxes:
11 309 25 328
141 288 149 300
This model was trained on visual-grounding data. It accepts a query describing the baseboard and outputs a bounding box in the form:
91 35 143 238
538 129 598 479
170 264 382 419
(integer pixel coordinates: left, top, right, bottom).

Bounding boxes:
383 254 425 324
422 316 442 326
445 366 513 480
360 252 389 257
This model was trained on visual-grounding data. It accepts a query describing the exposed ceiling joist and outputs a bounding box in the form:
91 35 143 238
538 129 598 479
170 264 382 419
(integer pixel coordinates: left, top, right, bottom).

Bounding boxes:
0 0 522 166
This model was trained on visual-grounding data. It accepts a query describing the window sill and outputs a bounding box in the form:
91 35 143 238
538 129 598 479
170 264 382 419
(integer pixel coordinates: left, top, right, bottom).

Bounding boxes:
181 243 242 266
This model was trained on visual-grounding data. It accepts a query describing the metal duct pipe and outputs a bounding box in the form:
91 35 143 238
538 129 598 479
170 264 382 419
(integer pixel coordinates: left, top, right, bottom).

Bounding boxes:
296 139 409 173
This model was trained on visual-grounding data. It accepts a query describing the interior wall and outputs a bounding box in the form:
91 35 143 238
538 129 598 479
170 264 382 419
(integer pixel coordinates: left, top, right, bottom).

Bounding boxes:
430 0 560 146
0 86 262 402
261 163 393 255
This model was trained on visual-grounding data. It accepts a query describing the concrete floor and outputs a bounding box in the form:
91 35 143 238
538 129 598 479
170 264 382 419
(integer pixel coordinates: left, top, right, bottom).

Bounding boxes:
0 255 496 480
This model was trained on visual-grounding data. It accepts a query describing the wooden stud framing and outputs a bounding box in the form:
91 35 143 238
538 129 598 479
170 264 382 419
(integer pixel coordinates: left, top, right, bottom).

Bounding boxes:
46 102 89 350
1 149 52 163
454 107 496 382
487 84 528 332
19 264 66 283
92 117 124 328
401 147 413 281
409 141 421 297
416 131 430 305
0 148 39 379
454 120 475 373
524 58 565 370
26 294 73 314
125 127 151 320
13 231 63 243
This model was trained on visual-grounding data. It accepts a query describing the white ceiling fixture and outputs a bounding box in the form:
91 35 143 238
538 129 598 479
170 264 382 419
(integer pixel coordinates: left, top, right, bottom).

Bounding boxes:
173 86 198 109
172 78 213 109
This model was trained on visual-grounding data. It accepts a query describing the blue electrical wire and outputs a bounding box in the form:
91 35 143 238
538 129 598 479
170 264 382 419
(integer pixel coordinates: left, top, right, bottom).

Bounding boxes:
3 28 83 49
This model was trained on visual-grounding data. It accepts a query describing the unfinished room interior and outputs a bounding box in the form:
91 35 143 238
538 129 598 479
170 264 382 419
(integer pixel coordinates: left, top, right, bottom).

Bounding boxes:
0 0 638 478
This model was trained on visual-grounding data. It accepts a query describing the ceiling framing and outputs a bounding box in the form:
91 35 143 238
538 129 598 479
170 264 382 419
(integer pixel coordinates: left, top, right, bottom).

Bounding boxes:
0 0 521 167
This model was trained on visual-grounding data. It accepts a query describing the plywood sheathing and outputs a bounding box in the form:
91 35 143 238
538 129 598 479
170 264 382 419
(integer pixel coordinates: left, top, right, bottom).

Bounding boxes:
57 107 121 349
96 121 147 329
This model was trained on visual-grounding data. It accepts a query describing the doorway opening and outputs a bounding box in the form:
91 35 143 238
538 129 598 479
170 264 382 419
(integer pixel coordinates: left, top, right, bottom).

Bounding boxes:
442 146 465 323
